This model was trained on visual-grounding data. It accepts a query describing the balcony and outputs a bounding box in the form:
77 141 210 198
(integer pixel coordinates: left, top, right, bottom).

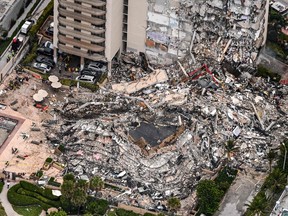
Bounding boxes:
60 0 106 16
59 8 105 25
58 44 106 61
59 26 105 43
76 0 106 7
59 35 105 52
58 17 105 34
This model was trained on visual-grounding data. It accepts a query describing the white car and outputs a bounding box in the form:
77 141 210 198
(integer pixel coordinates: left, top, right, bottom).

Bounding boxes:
33 63 51 73
87 61 106 72
44 41 53 49
75 75 96 83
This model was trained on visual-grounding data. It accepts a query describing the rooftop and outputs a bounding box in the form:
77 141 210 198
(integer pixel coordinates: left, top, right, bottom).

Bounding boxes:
0 0 18 23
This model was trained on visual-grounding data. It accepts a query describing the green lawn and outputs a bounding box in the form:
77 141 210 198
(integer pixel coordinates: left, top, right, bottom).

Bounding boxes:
13 205 42 216
0 182 4 193
0 202 7 216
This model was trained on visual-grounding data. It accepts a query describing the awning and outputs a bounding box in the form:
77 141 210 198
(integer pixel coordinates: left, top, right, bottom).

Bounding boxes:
38 89 48 98
51 82 62 89
48 75 59 83
33 94 44 102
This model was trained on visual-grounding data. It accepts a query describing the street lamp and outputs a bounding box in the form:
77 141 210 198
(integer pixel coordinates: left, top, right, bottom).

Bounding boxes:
282 143 287 171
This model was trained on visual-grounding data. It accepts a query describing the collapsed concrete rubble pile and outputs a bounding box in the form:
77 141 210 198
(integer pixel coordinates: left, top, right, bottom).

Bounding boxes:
45 54 287 211
146 0 268 74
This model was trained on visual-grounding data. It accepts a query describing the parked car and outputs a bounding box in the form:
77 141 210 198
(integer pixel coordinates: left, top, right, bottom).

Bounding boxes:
33 63 51 73
36 56 55 67
80 68 101 77
37 47 53 56
45 26 53 36
44 41 53 49
87 61 106 72
75 75 97 83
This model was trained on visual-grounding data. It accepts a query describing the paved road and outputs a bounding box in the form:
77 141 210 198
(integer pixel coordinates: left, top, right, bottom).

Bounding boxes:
0 181 20 216
215 171 266 216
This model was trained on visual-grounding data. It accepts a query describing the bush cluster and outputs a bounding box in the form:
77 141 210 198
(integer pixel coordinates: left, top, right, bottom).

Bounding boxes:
196 166 237 216
20 181 59 201
7 184 52 210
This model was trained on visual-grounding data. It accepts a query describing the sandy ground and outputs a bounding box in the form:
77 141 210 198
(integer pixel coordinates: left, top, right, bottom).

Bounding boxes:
0 72 68 178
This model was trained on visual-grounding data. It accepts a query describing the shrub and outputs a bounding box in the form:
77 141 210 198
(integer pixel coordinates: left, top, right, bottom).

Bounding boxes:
0 182 4 193
19 181 59 201
17 188 61 207
115 208 140 216
36 170 43 178
7 184 52 210
46 157 53 163
85 198 109 215
60 78 99 92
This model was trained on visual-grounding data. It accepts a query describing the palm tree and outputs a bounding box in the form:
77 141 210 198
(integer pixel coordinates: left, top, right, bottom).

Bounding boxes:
224 139 239 161
245 192 267 216
267 168 286 194
167 197 181 212
76 179 89 191
71 187 87 216
266 150 277 172
61 180 75 213
90 176 104 196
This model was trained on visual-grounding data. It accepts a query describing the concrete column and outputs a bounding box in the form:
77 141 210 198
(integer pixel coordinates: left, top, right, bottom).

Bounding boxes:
80 57 84 70
107 61 112 77
53 48 57 64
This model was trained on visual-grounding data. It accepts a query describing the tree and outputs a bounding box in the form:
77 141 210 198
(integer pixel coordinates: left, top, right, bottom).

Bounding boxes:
196 180 223 216
90 176 104 195
71 188 87 216
265 168 286 194
63 173 75 182
266 150 277 172
224 139 239 161
61 180 75 213
48 210 68 216
245 191 267 216
167 197 181 212
61 180 75 200
86 199 109 215
76 179 89 191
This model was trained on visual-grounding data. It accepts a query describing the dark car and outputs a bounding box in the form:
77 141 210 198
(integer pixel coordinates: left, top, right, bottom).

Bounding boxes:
80 68 102 78
36 56 55 67
37 47 53 56
45 26 53 36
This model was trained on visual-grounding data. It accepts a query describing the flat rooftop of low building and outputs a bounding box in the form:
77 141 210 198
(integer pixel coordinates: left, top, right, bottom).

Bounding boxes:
0 0 18 22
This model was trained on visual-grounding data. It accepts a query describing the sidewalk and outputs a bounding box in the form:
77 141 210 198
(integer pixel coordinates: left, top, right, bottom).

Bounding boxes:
0 181 20 216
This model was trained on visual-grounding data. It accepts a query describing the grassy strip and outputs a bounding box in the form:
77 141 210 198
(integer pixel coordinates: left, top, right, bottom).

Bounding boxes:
12 205 42 216
0 202 7 216
0 182 4 193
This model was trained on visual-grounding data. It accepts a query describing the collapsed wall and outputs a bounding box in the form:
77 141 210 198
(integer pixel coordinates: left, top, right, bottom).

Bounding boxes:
145 0 269 73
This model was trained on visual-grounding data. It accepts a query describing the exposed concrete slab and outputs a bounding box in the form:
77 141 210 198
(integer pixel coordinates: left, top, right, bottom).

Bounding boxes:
111 69 168 94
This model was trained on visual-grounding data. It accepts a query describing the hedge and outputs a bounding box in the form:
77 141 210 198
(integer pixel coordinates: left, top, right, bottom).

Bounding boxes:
60 79 99 92
0 182 4 193
20 181 59 201
115 208 140 216
7 184 52 210
17 188 61 207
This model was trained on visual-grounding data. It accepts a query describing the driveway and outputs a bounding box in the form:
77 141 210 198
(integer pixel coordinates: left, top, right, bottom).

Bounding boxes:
0 181 20 216
215 170 267 216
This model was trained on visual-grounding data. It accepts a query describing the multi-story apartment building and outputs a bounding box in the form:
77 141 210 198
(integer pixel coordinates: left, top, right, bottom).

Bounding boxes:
54 0 269 73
